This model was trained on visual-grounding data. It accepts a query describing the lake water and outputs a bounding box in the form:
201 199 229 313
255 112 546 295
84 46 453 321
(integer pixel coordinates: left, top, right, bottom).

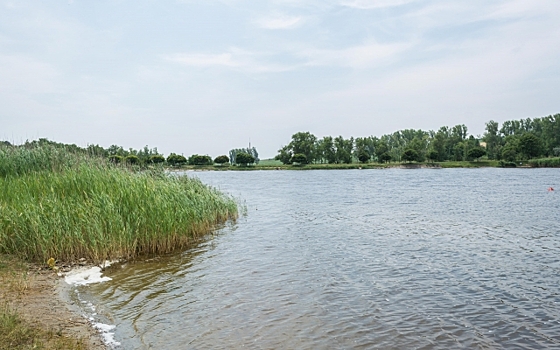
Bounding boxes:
81 168 560 349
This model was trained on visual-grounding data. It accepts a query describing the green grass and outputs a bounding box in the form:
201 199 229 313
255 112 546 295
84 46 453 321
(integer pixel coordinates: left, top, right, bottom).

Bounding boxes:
437 160 500 168
528 157 560 167
0 145 238 263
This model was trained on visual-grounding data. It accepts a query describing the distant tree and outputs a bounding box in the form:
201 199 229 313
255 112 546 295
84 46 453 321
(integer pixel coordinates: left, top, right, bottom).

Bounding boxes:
378 153 392 163
401 149 419 163
230 147 260 165
214 155 229 165
108 155 123 164
357 151 370 163
427 150 439 163
467 147 486 161
275 145 293 165
518 133 541 159
167 153 187 166
236 152 255 166
188 154 213 166
125 155 140 165
149 155 165 164
554 147 560 157
501 145 517 162
291 153 307 164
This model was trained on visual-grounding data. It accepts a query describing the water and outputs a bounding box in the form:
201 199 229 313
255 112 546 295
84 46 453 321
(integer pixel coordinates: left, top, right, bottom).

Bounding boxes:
83 168 560 349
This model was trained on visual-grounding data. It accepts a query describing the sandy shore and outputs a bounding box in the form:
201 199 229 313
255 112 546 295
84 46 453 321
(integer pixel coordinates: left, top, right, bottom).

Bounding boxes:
1 263 108 349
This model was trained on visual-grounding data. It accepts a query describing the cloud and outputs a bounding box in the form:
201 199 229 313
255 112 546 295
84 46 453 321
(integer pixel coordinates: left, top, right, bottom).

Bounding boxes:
340 0 417 9
163 53 240 68
256 14 303 29
163 49 300 72
299 41 411 69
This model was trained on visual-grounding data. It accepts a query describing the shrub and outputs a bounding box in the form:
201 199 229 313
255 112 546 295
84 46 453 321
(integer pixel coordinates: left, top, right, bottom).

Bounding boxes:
188 154 213 166
401 149 418 163
291 153 307 164
235 152 255 165
125 155 140 164
149 155 165 164
214 155 229 165
167 153 187 166
108 155 123 164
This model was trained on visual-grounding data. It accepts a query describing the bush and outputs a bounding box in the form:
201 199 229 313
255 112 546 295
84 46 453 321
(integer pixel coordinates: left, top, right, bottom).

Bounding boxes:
527 157 560 168
188 154 213 166
291 153 307 164
378 153 391 163
401 149 418 163
125 155 140 165
108 155 123 164
166 153 187 166
235 152 255 165
357 151 370 163
149 155 165 164
214 155 229 165
467 147 486 161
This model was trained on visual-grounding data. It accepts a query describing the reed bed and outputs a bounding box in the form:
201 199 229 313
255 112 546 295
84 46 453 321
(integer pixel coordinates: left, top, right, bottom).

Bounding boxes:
527 157 560 168
0 146 238 263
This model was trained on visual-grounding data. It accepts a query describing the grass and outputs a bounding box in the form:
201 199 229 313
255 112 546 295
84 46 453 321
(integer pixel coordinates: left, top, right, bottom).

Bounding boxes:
0 255 87 350
528 157 560 167
0 145 238 264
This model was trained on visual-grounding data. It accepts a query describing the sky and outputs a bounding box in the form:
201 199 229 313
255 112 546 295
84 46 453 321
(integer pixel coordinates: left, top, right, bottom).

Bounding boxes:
1 0 559 158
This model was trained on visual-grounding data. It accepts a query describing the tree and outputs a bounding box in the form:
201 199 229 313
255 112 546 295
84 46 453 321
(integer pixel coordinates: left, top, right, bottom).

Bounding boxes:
518 133 541 159
427 150 439 163
125 155 140 164
289 132 317 163
317 136 336 164
230 147 260 165
483 120 502 160
149 155 165 164
235 152 255 166
275 145 292 165
188 154 212 166
214 155 229 165
501 145 517 162
167 153 187 166
378 153 392 163
401 149 418 163
108 155 123 164
334 136 353 164
291 153 307 164
357 151 370 163
467 147 486 161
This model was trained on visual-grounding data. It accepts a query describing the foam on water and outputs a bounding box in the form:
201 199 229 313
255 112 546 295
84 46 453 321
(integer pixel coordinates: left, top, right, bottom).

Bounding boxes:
64 262 120 348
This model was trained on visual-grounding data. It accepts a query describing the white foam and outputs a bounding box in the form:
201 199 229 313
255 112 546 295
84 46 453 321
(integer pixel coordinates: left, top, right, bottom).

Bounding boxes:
93 322 121 347
64 266 112 286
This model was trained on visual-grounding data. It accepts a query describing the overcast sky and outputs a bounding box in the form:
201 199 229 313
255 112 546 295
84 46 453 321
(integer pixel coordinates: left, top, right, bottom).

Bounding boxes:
1 0 559 158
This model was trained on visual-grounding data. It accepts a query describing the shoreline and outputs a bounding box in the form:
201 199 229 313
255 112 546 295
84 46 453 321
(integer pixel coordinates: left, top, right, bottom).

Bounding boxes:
0 256 108 349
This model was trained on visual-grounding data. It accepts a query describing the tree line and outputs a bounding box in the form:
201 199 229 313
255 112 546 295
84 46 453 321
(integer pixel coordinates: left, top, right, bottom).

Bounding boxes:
0 138 260 167
275 113 560 164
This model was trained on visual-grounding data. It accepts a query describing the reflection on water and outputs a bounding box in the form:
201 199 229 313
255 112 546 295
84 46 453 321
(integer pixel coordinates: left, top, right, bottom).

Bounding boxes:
84 168 560 349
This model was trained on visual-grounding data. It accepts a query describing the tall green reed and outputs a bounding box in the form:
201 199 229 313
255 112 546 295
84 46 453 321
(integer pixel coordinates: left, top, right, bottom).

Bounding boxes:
0 145 237 263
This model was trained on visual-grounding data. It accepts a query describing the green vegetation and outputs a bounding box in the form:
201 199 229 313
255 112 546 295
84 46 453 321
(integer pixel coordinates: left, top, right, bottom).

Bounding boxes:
0 255 88 350
0 304 87 350
273 113 560 166
214 155 229 165
235 152 255 166
188 154 212 166
528 157 560 168
229 147 259 165
0 145 237 263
